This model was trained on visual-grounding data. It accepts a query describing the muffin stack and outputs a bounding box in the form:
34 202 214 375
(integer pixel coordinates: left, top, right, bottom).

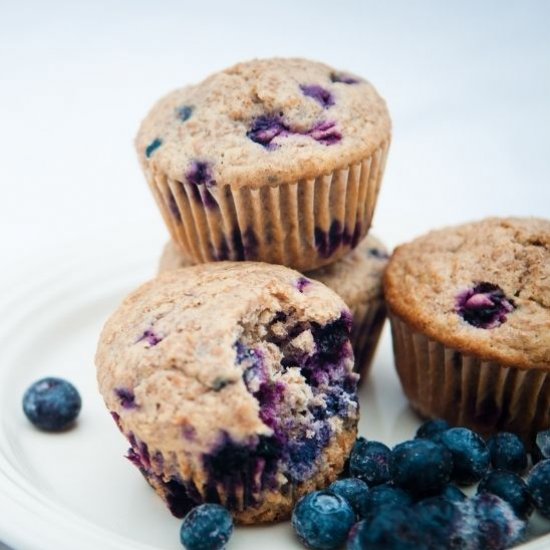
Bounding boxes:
140 58 392 380
96 58 392 524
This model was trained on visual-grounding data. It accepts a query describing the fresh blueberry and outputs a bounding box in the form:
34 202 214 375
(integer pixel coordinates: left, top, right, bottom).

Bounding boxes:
358 483 412 521
414 496 468 548
300 84 335 108
22 377 81 432
347 507 422 550
292 490 355 550
389 439 453 498
486 432 527 473
532 429 550 464
439 427 490 485
527 459 550 518
459 493 526 550
179 503 233 550
440 483 467 503
145 137 162 158
328 478 369 516
178 105 194 122
477 470 533 519
415 418 450 441
455 282 515 329
349 438 391 486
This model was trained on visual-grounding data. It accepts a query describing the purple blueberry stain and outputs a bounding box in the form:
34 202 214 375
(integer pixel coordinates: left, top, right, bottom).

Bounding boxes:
114 387 137 409
330 72 359 84
182 425 197 441
186 160 218 209
145 137 162 158
246 114 290 149
315 220 344 258
456 282 516 329
306 120 342 145
300 84 335 108
137 329 163 346
177 105 194 122
296 277 311 293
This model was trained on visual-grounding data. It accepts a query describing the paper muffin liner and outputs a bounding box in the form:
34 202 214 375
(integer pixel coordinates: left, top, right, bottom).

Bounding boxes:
388 311 550 443
351 299 387 381
148 140 390 272
123 424 355 524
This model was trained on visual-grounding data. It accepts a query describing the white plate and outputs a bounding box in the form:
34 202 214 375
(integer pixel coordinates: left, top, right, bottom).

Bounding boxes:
0 244 548 550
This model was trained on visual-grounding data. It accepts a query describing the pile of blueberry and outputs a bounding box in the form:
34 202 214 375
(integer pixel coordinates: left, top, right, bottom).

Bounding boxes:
292 420 550 550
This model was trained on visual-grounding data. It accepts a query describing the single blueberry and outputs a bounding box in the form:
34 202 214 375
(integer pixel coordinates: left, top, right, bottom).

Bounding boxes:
22 377 82 432
145 137 162 158
477 470 533 519
439 427 490 485
414 496 468 548
460 493 526 550
486 432 527 473
300 84 335 108
440 483 467 503
347 507 423 550
358 483 412 521
532 429 550 464
179 503 233 550
114 387 136 409
330 72 359 85
527 459 550 518
349 438 391 486
455 282 515 329
328 478 369 516
415 418 450 441
306 120 341 145
178 105 194 122
246 114 289 148
389 439 453 498
291 491 355 550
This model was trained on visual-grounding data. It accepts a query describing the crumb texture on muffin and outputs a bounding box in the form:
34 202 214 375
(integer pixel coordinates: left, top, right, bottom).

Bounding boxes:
136 58 390 188
96 262 358 523
384 217 550 369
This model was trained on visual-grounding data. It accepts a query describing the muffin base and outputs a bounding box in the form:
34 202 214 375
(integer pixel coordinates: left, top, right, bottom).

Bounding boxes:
389 311 550 443
352 299 386 381
148 140 390 272
145 426 356 524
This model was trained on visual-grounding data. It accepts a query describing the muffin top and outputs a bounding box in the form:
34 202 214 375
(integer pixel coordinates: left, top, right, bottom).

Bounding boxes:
136 58 390 188
159 234 388 309
96 262 355 457
384 218 550 370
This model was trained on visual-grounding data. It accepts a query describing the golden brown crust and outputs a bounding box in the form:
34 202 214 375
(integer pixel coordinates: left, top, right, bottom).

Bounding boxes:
384 217 550 370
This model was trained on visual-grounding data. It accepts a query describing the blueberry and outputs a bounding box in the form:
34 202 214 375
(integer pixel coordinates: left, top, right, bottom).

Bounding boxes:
349 438 391 486
439 427 490 485
347 507 423 550
532 429 550 464
179 504 233 550
145 137 162 158
414 496 468 548
178 105 194 122
527 459 550 518
292 491 355 550
477 470 533 519
330 72 359 85
486 432 527 473
328 478 369 516
22 377 81 431
455 282 515 329
415 418 450 441
440 483 467 503
460 493 526 550
358 483 412 520
300 84 335 108
247 114 289 148
389 439 453 498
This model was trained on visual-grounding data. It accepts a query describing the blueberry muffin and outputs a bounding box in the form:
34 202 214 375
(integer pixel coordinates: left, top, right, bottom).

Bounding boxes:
136 58 391 271
384 217 550 442
159 235 388 379
95 262 358 524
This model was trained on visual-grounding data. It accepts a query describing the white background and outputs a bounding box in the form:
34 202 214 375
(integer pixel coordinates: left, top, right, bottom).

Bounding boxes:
1 0 549 272
0 2 549 549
